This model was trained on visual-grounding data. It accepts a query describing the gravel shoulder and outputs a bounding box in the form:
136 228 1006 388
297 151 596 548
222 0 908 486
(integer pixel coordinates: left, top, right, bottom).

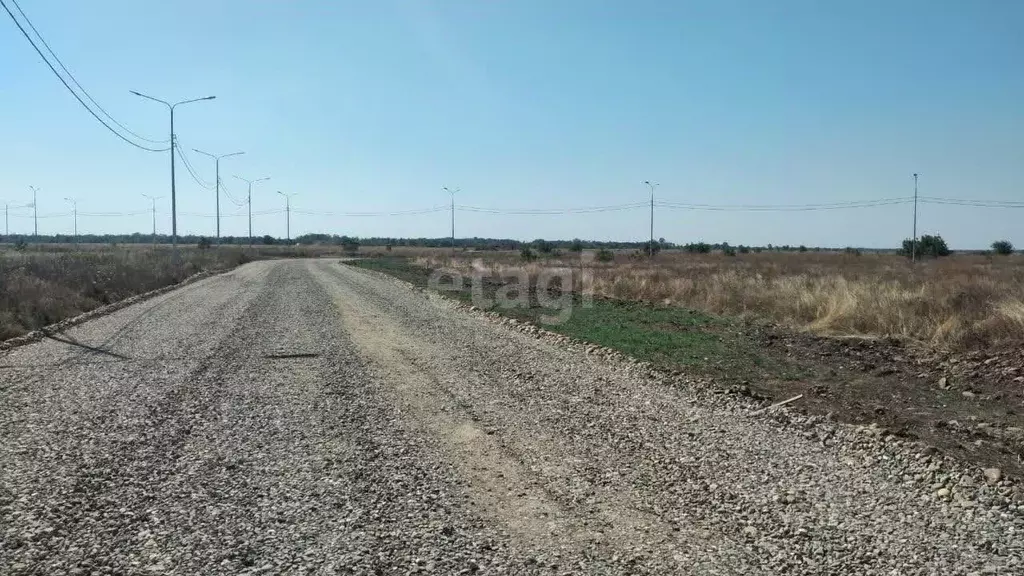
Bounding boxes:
2 259 1022 575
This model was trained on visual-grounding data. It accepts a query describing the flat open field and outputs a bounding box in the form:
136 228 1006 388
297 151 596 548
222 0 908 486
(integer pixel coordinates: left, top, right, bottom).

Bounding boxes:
416 249 1024 353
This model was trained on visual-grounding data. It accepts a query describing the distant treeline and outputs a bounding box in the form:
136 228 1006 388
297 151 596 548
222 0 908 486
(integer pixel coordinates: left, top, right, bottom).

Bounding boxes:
0 232 894 253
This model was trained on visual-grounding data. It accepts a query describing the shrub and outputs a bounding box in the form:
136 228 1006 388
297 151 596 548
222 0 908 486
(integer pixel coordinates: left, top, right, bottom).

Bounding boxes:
738 245 750 254
684 242 712 254
798 245 808 253
642 240 661 256
197 237 212 250
532 239 554 254
992 240 1014 255
520 247 537 262
569 238 584 254
844 247 862 256
902 234 950 258
595 248 615 262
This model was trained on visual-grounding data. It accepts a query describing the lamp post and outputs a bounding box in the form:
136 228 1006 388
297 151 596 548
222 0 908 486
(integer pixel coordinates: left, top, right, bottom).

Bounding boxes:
643 181 658 258
193 149 244 240
277 191 296 242
233 175 270 246
130 90 216 251
64 197 77 245
142 194 163 247
443 186 459 255
29 185 39 240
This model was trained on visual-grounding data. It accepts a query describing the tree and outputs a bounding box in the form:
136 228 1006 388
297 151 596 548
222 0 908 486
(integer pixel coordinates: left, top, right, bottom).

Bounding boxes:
532 239 554 254
684 242 711 254
901 234 950 258
569 238 584 254
642 240 661 256
595 248 615 262
520 247 537 262
197 237 212 250
992 240 1014 255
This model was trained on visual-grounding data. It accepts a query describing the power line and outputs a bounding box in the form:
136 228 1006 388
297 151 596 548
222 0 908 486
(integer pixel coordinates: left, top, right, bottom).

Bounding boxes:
920 197 1024 208
655 198 913 212
457 202 648 215
0 0 169 153
8 0 168 145
174 141 215 190
291 206 449 217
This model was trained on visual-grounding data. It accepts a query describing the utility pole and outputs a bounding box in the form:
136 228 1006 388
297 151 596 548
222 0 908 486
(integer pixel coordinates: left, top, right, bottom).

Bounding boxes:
29 185 39 239
130 91 216 252
277 191 296 242
443 186 458 255
64 197 77 245
234 175 270 246
644 181 658 258
142 194 162 247
194 149 244 240
912 173 919 263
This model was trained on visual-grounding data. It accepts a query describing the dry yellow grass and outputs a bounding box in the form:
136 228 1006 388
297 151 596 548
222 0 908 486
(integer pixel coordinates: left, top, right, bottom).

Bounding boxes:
414 250 1024 351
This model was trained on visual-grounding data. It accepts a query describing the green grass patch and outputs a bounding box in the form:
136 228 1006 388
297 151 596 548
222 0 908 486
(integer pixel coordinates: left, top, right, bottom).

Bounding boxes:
345 257 800 383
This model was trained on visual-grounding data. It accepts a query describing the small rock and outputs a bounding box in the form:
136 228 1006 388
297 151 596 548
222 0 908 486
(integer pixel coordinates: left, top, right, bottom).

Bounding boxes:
936 488 951 498
962 391 976 399
983 468 1002 484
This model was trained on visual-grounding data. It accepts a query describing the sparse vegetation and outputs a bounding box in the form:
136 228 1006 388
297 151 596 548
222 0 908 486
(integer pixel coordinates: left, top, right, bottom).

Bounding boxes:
410 250 1024 352
595 248 615 263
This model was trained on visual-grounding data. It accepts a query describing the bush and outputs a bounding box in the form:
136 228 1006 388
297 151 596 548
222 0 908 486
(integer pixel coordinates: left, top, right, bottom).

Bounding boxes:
738 245 750 254
532 239 554 254
844 247 862 256
261 235 276 246
798 245 808 253
684 242 712 254
901 234 950 258
520 247 537 262
992 240 1014 255
723 246 737 257
569 238 584 254
595 248 615 263
197 237 212 250
642 240 661 256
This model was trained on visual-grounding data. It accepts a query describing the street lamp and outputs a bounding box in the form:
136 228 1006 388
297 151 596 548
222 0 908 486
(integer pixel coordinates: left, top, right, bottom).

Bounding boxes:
64 197 77 245
28 185 39 239
233 175 270 246
193 149 244 240
277 191 296 242
643 181 658 258
130 90 216 251
443 186 459 255
142 194 163 247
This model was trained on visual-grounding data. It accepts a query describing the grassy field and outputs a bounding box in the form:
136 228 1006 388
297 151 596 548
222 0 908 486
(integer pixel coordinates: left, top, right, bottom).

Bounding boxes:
412 250 1024 353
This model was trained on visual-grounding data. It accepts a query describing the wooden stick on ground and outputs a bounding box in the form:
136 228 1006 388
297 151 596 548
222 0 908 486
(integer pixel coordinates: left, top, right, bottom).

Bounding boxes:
751 394 804 416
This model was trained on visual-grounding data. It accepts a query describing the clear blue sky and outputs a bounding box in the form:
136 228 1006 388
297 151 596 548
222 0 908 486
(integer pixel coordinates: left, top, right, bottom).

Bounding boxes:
1 0 1021 247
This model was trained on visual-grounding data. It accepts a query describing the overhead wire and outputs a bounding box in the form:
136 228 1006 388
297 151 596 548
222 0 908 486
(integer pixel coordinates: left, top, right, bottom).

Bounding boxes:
456 201 648 215
655 197 913 212
8 0 168 144
0 0 170 153
920 197 1024 208
174 141 215 190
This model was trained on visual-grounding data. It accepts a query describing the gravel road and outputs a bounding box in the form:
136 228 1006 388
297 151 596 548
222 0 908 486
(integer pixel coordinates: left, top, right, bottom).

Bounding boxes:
1 259 1022 575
